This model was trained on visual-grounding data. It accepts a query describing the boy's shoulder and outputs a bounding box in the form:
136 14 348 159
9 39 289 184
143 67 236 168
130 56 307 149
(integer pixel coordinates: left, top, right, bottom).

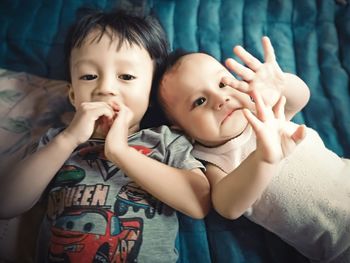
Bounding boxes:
136 125 191 145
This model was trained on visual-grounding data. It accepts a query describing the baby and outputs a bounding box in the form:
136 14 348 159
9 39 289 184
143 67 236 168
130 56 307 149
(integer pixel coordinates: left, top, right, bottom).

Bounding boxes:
156 36 350 262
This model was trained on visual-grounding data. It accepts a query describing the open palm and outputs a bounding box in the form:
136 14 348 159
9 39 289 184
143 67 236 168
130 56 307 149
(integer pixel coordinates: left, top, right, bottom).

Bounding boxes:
243 91 305 164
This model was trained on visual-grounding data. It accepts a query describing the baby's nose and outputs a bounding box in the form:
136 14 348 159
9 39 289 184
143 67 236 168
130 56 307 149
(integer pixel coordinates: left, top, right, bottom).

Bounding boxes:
215 97 230 110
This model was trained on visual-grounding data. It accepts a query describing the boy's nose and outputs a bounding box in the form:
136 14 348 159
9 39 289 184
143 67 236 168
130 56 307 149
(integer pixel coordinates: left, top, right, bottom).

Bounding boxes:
96 80 118 96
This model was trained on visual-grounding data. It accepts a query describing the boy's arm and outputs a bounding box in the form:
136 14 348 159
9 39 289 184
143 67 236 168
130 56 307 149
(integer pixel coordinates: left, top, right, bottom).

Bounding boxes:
209 92 305 219
105 105 211 219
0 132 76 219
0 101 116 219
224 36 310 120
109 149 210 219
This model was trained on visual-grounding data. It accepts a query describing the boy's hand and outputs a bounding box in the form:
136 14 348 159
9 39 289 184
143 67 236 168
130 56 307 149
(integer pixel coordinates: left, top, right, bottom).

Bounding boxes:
224 36 285 107
62 102 115 146
243 91 305 164
104 102 134 164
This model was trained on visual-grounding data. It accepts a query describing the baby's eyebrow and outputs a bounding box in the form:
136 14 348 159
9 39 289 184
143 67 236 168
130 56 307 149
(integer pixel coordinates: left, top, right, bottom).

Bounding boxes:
183 92 200 110
184 94 194 108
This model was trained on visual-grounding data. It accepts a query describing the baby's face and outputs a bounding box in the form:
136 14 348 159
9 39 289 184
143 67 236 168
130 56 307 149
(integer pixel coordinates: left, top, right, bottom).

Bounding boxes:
160 53 253 146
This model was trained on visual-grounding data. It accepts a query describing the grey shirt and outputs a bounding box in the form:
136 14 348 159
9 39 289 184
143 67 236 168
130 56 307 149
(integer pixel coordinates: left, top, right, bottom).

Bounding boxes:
35 125 204 263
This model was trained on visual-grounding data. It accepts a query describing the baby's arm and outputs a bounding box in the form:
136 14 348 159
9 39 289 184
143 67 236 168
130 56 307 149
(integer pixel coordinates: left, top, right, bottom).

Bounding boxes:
224 36 310 120
104 104 211 219
209 91 305 219
0 102 115 219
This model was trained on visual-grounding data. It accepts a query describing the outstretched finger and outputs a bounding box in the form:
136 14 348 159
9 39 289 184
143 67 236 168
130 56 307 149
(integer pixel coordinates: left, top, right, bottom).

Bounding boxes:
280 124 306 157
291 124 306 144
262 36 276 63
250 91 271 121
225 58 255 81
243 108 262 133
222 76 250 92
272 96 286 120
233 45 262 72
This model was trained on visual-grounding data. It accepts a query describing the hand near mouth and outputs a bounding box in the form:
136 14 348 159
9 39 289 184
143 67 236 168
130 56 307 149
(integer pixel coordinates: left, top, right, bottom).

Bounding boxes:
61 101 117 145
95 102 121 137
104 103 134 165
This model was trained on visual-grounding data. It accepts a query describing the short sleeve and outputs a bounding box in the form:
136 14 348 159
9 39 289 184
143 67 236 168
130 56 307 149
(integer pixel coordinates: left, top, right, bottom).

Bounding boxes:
160 126 205 171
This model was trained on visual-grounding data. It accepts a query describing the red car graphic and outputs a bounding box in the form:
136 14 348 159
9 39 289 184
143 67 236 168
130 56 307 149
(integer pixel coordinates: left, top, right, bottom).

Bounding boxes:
48 207 143 263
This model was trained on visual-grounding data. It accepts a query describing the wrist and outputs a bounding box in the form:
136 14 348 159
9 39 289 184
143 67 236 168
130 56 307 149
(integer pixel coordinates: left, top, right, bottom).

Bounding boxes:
56 130 81 150
105 143 135 167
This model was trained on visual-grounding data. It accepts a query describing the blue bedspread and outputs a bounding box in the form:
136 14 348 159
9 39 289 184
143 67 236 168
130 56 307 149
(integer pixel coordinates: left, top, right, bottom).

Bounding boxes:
0 0 349 262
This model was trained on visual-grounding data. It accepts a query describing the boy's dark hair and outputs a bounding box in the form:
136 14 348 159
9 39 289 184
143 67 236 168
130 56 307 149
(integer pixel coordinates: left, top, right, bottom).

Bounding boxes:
65 8 169 82
64 8 169 128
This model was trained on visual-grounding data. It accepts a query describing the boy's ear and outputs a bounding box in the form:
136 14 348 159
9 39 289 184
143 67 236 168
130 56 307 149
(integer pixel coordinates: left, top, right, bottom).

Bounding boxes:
67 84 76 106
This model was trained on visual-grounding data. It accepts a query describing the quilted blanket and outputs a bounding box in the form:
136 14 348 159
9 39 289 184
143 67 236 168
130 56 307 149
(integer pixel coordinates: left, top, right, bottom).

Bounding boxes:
0 0 349 262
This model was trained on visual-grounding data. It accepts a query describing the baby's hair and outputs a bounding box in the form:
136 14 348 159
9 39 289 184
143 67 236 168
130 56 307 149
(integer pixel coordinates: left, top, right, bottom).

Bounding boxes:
64 8 169 82
156 49 194 80
148 49 195 127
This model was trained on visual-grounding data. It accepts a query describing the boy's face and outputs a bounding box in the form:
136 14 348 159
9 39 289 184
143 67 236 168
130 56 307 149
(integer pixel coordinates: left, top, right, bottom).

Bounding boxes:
160 53 254 147
69 29 154 135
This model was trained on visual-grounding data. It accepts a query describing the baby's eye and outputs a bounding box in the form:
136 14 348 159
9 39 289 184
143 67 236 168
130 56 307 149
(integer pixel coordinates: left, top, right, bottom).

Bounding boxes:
193 97 206 107
219 82 226 88
80 74 97 81
119 74 135 81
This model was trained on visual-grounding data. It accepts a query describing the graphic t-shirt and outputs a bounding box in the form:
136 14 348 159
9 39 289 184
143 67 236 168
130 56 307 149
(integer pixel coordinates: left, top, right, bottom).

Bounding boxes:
35 125 204 263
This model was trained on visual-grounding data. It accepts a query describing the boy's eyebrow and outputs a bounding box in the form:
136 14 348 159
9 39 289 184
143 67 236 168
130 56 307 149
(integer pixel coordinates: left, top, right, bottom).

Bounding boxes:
72 57 141 69
72 59 95 68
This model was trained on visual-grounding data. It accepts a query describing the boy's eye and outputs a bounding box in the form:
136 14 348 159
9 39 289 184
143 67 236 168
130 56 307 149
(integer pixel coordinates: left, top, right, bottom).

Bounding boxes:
193 97 206 107
80 74 97 81
119 74 135 80
219 82 226 88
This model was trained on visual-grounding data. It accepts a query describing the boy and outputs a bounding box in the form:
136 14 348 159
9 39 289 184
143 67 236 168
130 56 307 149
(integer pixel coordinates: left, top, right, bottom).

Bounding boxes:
0 9 210 262
156 37 350 262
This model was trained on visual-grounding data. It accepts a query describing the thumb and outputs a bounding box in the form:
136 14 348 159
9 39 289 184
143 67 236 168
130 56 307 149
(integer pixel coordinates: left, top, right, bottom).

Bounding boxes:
291 124 306 144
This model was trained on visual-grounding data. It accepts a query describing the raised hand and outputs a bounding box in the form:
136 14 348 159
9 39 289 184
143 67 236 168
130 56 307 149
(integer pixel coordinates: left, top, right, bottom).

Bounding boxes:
224 36 285 108
62 101 115 146
243 91 305 164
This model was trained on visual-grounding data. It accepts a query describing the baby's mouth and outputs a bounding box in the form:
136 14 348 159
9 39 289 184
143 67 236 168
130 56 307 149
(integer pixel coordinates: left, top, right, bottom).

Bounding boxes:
222 108 238 124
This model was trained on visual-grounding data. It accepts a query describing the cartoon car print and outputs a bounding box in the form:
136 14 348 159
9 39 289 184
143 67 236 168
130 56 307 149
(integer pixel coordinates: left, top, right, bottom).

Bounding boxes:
114 182 161 219
77 143 120 180
53 165 86 187
48 207 143 263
